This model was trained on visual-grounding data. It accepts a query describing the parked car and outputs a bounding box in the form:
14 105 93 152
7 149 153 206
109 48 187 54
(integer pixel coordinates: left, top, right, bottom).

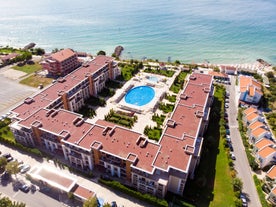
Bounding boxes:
1 171 10 181
19 184 30 193
20 164 30 173
111 201 117 207
228 143 234 151
226 129 230 135
6 156 13 162
230 153 236 160
240 193 248 207
226 135 231 143
2 153 11 159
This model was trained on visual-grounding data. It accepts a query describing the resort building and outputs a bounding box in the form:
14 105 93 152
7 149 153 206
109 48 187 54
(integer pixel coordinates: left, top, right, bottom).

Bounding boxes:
41 48 81 76
268 186 276 206
9 55 213 199
239 75 263 105
220 65 237 75
253 138 274 154
255 146 276 169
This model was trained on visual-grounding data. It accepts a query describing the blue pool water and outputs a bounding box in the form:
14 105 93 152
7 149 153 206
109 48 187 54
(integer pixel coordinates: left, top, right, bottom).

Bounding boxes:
125 86 155 106
147 76 158 83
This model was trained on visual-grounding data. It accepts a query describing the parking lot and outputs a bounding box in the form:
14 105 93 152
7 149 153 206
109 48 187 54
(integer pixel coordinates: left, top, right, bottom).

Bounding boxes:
0 68 38 117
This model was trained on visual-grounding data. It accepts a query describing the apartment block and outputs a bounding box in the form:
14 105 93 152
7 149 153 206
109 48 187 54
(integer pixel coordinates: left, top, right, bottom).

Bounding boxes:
9 70 213 198
41 48 81 76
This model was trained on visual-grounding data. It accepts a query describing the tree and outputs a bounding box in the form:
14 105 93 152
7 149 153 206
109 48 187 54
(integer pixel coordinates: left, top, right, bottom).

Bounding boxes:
83 196 98 207
213 66 220 72
0 157 7 172
97 50 106 56
232 177 243 192
33 48 45 56
103 203 111 207
174 60 181 65
0 194 26 207
266 71 274 79
5 161 19 179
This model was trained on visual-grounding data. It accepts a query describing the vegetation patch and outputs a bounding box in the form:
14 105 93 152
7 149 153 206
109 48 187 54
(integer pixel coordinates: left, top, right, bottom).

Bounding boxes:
99 179 168 207
144 126 162 141
12 62 42 74
105 79 122 89
85 96 106 107
98 87 115 97
104 109 137 128
159 103 174 113
19 74 53 88
152 113 166 127
165 93 176 103
144 67 175 77
253 175 272 207
78 106 96 118
0 119 42 157
170 71 188 93
117 61 143 81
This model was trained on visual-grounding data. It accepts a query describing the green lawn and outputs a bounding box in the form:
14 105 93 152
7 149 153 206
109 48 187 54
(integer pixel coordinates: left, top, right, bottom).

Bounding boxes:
12 62 42 74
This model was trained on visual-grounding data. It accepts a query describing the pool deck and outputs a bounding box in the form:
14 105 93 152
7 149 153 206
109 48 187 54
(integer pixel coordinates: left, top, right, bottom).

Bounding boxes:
88 70 181 134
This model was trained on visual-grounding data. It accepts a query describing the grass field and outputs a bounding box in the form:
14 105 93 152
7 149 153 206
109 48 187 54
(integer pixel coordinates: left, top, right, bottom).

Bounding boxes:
19 74 53 88
12 62 42 74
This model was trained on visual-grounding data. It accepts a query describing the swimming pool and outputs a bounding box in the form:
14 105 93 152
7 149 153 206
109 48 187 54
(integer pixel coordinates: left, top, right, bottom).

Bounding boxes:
124 86 155 106
147 76 158 83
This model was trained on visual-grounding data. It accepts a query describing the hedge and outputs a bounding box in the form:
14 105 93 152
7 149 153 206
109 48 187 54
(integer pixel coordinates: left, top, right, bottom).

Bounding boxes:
98 179 168 207
253 175 272 207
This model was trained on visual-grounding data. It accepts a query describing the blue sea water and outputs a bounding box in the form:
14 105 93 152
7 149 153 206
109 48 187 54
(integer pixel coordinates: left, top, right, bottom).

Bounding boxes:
0 0 275 64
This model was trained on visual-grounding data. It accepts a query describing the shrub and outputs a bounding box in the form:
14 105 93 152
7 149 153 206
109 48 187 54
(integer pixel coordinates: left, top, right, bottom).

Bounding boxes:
98 179 168 207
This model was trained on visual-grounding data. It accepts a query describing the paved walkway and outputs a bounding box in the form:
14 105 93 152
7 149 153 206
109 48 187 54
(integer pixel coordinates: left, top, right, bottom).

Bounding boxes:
0 67 38 116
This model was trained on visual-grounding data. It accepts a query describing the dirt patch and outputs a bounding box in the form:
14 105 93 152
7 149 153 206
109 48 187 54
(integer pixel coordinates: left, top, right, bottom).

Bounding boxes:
0 68 27 80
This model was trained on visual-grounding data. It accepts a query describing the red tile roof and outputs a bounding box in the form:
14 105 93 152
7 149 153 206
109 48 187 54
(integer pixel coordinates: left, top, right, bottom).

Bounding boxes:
267 165 276 180
19 109 92 141
240 76 262 96
153 134 194 171
208 71 228 78
66 120 160 173
243 107 257 116
249 121 265 131
73 185 95 200
255 138 274 150
164 104 202 138
258 146 276 158
246 113 259 122
251 127 267 138
51 48 75 62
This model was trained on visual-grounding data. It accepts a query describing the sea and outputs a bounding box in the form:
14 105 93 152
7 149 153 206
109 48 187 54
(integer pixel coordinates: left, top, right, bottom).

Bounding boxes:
0 0 275 64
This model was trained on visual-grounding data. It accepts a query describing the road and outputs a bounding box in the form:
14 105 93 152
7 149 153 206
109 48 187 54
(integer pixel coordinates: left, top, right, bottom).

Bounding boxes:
227 76 262 207
0 181 65 207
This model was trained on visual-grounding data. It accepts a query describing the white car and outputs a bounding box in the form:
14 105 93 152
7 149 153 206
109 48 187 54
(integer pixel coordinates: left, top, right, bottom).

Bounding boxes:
230 153 236 160
20 164 30 173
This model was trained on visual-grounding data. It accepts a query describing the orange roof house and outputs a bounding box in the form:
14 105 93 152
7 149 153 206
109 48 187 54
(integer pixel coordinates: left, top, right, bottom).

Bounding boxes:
254 138 274 154
267 165 276 180
239 76 263 104
257 146 276 168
